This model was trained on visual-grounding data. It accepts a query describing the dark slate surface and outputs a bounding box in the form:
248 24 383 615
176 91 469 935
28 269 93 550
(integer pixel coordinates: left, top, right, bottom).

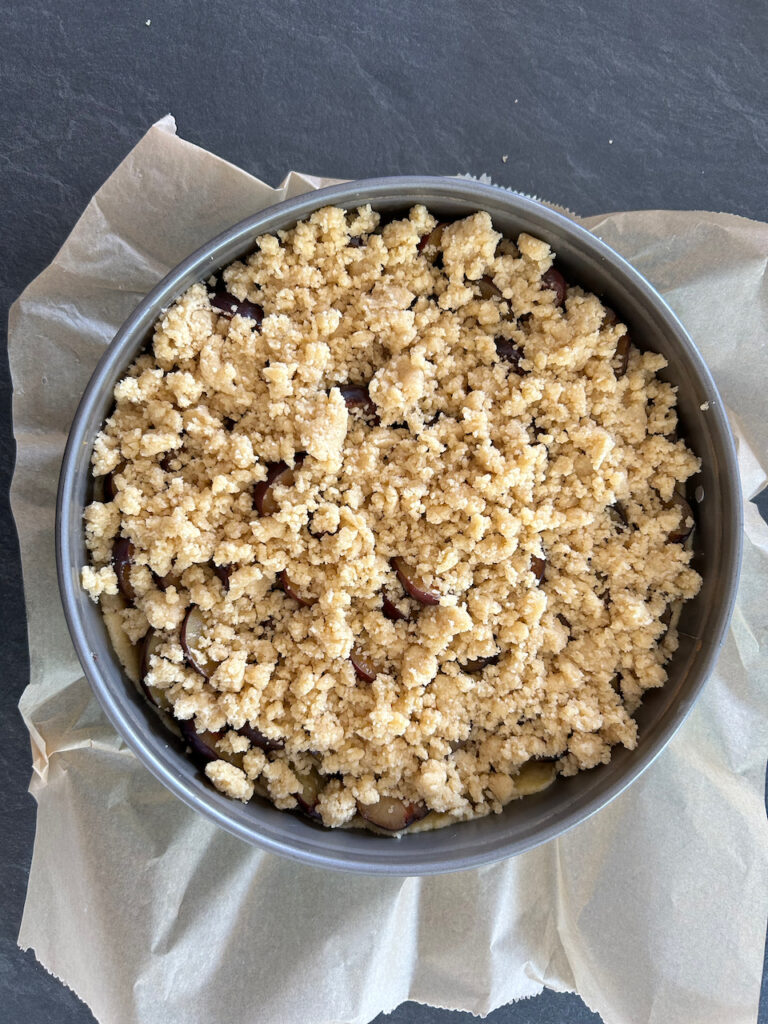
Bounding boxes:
1 1 766 1022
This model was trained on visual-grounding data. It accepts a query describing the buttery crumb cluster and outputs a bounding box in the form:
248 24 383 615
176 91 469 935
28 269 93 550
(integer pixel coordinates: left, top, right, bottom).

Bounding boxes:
81 205 701 834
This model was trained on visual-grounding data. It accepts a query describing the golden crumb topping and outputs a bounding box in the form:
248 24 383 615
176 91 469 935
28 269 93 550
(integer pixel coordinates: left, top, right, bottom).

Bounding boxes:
82 206 700 832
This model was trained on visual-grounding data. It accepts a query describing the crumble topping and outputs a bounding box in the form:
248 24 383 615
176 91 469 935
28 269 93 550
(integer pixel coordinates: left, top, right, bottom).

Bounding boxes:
82 205 701 833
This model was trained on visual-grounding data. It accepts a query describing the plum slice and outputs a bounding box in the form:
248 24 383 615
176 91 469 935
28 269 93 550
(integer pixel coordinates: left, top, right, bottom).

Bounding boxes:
180 605 217 678
603 307 631 375
139 628 162 685
238 722 285 752
103 473 118 501
350 648 379 683
211 561 234 591
279 569 316 606
103 461 125 501
112 537 136 602
495 338 524 373
541 266 567 306
356 796 429 832
139 628 163 691
180 720 222 763
138 628 170 710
417 222 447 254
209 279 264 325
152 569 181 592
667 491 694 544
557 612 572 631
477 275 502 300
391 557 440 606
294 767 323 819
613 334 631 376
461 653 499 674
253 460 300 515
530 556 546 582
381 594 409 621
338 384 378 419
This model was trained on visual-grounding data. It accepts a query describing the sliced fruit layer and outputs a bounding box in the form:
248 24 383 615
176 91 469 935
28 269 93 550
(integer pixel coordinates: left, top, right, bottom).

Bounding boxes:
391 557 440 605
356 797 429 832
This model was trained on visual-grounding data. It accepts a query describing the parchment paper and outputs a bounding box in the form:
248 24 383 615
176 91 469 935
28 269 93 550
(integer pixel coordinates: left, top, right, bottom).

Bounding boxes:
9 115 768 1024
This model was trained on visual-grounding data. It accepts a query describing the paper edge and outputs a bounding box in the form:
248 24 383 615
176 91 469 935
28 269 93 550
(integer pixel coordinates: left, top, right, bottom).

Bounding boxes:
582 206 768 233
16 938 91 1008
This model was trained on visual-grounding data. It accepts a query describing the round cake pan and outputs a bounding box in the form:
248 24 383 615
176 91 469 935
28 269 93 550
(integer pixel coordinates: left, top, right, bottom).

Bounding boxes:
56 177 742 874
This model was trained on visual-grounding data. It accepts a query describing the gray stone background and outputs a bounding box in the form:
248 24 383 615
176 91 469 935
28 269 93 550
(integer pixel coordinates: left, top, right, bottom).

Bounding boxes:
1 1 766 1021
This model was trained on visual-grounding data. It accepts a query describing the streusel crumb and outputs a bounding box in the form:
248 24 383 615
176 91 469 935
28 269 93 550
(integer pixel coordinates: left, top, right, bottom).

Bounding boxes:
205 760 254 802
82 206 701 833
